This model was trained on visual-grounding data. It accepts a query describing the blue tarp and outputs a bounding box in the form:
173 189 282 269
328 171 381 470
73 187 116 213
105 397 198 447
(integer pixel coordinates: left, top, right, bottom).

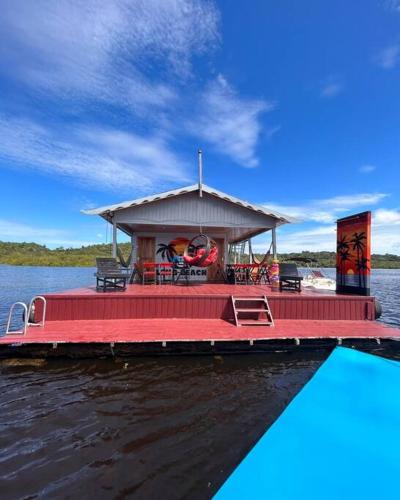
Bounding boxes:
215 347 400 499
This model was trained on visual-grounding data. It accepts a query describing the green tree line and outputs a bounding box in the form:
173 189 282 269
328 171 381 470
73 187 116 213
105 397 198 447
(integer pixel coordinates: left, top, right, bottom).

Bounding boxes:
0 242 399 268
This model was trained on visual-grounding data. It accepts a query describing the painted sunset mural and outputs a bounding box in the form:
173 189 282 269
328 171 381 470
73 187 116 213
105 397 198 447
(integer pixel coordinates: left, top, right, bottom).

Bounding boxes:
336 211 371 295
156 238 190 262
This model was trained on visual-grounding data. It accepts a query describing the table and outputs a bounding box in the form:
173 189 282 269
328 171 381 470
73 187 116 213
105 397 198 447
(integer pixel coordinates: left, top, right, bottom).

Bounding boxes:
142 262 174 284
226 264 270 285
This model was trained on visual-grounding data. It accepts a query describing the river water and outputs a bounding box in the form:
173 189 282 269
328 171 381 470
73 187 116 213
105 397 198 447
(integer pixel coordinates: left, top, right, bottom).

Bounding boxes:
0 266 399 499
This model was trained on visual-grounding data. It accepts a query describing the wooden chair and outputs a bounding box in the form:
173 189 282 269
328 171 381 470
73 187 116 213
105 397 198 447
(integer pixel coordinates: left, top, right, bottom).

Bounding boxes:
233 264 248 285
142 262 157 285
158 263 174 284
95 258 127 292
173 262 190 285
255 264 270 285
279 263 303 292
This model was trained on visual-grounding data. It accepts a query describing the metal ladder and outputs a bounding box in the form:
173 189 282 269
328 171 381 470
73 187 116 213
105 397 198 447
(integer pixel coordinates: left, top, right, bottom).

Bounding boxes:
231 295 274 327
5 296 47 336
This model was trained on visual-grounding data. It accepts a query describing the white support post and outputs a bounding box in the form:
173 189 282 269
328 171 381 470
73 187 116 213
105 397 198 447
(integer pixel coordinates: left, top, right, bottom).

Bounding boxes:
272 227 277 260
112 219 117 258
224 236 228 266
131 233 136 264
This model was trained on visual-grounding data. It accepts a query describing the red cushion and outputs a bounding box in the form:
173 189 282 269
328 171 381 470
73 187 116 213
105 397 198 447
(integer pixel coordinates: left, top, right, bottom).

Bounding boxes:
199 246 218 267
184 248 206 266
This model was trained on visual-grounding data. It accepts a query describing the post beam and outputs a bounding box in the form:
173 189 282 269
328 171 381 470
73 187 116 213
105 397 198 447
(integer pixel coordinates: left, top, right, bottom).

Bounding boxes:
112 219 117 258
131 233 136 265
272 227 277 260
198 149 203 197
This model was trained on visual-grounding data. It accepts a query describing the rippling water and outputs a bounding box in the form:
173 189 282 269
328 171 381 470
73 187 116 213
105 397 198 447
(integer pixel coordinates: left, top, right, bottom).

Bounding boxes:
0 353 326 499
0 266 399 499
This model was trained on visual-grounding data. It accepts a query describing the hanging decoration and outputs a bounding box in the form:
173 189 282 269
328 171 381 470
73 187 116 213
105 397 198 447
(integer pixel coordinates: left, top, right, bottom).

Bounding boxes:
183 234 218 268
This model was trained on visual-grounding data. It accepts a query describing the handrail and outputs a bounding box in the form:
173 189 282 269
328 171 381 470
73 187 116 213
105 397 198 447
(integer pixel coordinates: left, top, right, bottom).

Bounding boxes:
5 302 28 336
28 296 47 327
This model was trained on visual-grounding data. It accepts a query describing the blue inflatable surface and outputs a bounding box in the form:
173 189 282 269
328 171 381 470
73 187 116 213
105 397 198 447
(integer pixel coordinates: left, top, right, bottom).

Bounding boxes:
215 347 400 499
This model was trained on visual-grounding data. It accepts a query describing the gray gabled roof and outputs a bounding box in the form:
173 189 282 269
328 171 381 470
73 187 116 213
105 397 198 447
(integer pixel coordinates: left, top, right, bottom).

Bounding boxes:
82 183 295 224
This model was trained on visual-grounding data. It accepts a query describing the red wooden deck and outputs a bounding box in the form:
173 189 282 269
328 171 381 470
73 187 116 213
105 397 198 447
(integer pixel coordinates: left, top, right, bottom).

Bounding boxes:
35 284 377 322
1 284 399 354
1 319 399 345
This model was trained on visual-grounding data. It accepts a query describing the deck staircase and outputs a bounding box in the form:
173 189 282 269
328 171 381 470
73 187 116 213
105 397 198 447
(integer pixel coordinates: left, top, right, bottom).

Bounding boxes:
231 296 274 327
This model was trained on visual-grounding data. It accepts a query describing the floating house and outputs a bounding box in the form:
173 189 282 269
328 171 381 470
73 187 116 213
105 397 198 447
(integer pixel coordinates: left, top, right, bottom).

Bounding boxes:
82 183 294 281
1 173 399 357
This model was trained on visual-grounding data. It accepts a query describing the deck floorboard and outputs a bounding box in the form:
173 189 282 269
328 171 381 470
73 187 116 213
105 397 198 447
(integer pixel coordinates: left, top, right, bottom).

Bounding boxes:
1 319 399 345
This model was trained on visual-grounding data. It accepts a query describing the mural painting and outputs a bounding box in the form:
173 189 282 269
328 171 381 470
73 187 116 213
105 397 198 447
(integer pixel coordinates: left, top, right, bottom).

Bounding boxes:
336 211 371 296
156 236 208 281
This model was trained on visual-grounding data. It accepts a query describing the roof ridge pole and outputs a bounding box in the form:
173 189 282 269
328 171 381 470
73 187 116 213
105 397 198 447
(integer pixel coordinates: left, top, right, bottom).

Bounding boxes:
198 149 203 198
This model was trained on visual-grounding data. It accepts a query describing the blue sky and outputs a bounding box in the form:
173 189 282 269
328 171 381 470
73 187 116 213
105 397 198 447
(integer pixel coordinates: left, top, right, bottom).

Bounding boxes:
0 0 399 254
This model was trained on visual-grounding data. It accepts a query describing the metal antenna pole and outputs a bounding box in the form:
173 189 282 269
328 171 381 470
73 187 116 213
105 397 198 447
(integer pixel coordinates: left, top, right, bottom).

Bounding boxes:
198 149 203 198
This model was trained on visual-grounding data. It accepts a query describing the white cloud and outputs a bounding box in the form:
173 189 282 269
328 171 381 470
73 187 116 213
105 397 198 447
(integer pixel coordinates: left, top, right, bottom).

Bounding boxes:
0 115 191 192
321 193 387 207
359 164 376 173
252 225 337 254
188 75 275 167
263 193 388 224
0 219 94 247
375 44 400 69
265 125 282 140
0 0 220 113
253 213 400 255
385 1 400 13
320 76 344 99
374 208 400 225
320 83 343 98
0 1 276 175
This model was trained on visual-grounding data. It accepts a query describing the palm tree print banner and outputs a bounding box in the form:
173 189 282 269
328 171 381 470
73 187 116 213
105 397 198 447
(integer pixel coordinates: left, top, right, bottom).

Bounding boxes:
336 211 371 296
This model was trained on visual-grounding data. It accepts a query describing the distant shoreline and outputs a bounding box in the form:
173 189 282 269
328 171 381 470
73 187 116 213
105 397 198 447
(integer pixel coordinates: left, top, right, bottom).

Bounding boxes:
1 242 400 269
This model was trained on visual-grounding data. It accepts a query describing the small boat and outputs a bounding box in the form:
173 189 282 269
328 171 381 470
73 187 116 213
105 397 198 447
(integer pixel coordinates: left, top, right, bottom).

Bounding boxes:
302 268 336 291
286 257 336 291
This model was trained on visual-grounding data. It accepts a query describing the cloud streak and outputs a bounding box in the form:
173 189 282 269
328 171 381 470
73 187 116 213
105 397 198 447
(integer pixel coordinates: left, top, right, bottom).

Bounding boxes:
189 75 275 167
374 44 400 69
359 164 376 174
0 1 271 174
320 77 344 98
0 219 95 247
263 193 388 224
0 115 191 192
1 0 220 114
254 209 400 255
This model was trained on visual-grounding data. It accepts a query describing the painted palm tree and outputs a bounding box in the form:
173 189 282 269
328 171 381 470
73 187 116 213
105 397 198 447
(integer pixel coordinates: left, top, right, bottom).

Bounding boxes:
337 234 349 253
339 249 351 286
356 257 370 288
350 232 367 287
156 243 177 262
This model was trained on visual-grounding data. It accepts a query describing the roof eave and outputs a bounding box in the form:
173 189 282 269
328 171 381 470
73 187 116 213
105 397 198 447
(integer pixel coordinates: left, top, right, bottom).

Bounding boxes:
81 183 296 224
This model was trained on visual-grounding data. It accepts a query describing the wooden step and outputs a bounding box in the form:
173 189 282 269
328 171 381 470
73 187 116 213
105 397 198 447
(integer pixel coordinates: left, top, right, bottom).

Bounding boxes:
231 295 274 327
233 297 265 301
235 308 266 312
238 320 272 326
